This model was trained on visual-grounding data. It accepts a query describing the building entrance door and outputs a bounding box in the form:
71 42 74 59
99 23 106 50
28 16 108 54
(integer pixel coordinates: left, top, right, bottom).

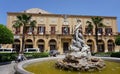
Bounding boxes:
63 42 69 53
13 44 20 53
38 45 44 52
98 44 104 52
50 45 56 50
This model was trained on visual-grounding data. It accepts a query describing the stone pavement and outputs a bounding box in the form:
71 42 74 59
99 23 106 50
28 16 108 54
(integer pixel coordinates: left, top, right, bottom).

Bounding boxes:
0 61 16 74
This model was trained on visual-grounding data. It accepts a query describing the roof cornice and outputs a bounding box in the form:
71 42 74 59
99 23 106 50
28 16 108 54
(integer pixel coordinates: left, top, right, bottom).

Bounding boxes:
7 12 117 19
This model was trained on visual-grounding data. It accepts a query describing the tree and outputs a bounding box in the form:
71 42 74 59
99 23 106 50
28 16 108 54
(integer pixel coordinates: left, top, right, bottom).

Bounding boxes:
87 16 105 52
86 21 93 34
115 35 120 46
13 14 37 53
0 24 14 44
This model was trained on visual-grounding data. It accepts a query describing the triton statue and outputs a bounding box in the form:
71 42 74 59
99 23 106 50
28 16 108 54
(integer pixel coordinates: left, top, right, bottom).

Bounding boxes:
55 20 106 72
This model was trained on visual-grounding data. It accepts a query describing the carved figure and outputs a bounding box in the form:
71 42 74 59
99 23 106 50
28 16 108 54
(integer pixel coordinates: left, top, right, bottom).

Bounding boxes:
69 20 91 58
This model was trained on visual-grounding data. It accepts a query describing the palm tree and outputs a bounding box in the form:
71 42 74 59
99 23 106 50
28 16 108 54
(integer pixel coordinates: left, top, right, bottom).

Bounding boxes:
13 14 37 53
13 20 22 34
30 20 37 42
87 16 105 52
86 21 93 35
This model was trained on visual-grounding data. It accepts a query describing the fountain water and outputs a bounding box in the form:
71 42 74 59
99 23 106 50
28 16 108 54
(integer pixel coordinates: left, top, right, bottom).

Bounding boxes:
55 20 106 71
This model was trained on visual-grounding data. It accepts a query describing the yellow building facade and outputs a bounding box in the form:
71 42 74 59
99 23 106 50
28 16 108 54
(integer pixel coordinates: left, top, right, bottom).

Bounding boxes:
2 8 119 53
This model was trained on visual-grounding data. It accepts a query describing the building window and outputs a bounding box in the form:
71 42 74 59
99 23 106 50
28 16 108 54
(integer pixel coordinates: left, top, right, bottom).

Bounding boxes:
15 27 20 34
85 28 93 35
62 27 69 35
51 26 55 34
26 27 34 35
38 26 45 35
98 28 103 35
105 28 112 35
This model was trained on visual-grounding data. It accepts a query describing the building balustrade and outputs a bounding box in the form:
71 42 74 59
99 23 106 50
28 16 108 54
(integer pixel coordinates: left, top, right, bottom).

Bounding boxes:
14 31 118 37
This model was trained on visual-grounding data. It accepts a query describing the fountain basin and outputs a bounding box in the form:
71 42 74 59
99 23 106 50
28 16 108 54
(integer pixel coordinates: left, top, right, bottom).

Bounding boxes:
15 56 120 74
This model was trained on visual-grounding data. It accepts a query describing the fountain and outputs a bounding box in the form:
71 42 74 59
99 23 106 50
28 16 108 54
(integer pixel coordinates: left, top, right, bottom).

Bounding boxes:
55 20 106 71
16 20 120 74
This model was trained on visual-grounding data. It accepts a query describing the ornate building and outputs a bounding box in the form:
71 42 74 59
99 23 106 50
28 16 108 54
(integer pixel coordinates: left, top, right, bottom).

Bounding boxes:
2 8 119 53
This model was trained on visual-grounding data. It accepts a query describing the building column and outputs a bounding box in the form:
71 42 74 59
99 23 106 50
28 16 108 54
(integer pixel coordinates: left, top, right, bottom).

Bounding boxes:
45 39 49 51
58 39 63 54
20 38 22 51
34 38 37 48
93 40 97 53
104 40 108 52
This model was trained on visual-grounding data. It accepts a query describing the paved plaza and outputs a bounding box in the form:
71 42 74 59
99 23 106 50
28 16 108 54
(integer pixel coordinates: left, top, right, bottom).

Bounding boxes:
0 61 16 74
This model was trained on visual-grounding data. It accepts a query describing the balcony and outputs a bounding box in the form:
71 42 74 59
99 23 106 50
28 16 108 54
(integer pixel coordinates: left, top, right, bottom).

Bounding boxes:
14 35 20 39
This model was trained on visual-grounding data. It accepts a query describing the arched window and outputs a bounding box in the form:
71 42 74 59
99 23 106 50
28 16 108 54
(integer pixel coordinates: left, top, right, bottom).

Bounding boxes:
87 40 94 53
108 40 114 52
25 39 33 48
98 40 105 52
49 39 57 50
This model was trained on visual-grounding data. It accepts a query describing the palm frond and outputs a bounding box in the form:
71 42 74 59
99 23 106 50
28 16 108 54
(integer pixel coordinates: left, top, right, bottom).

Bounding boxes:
98 23 106 27
86 21 93 29
30 20 37 28
91 16 103 25
86 21 91 24
12 20 22 28
17 15 22 21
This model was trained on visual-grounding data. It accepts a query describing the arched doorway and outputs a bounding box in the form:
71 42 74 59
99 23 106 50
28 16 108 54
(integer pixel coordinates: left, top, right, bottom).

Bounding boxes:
98 40 105 52
37 39 45 52
61 39 71 53
108 40 115 52
25 39 33 48
87 39 94 53
49 39 57 50
12 39 20 53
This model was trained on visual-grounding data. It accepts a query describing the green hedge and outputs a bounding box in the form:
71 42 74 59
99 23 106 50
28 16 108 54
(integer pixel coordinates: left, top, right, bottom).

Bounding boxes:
24 52 49 59
111 52 120 58
0 53 17 62
92 52 113 57
0 52 49 63
1 52 120 63
92 52 120 58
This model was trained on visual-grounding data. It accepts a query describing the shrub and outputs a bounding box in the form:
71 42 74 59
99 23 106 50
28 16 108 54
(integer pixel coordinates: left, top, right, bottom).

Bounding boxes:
115 35 120 46
111 52 120 58
0 52 49 62
24 52 49 59
93 52 113 57
0 53 17 62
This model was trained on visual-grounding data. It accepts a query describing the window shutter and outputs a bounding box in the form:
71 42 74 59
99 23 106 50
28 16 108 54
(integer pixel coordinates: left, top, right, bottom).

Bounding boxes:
51 26 55 34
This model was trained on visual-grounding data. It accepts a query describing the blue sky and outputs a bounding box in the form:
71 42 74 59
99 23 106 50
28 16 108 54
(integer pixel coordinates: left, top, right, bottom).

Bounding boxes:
0 0 120 31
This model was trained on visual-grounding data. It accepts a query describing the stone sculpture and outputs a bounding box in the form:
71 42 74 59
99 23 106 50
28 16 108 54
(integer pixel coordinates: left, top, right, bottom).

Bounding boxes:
69 20 91 58
55 20 106 72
